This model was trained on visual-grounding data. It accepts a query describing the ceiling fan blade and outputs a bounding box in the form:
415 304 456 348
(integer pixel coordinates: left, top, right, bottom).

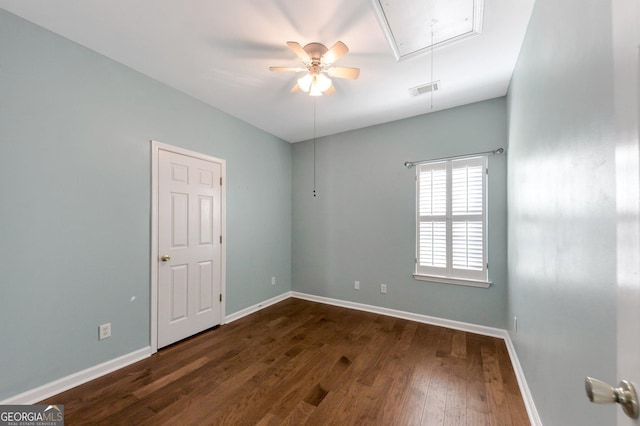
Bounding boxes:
323 85 336 96
327 67 360 80
290 83 301 93
322 41 349 65
269 67 305 72
286 41 311 62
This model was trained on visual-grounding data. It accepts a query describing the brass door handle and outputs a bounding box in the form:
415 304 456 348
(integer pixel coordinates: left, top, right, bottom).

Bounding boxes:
160 255 171 262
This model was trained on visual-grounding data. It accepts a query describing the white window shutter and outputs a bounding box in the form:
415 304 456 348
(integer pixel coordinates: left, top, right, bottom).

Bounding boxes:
419 221 447 268
417 162 447 275
416 156 487 282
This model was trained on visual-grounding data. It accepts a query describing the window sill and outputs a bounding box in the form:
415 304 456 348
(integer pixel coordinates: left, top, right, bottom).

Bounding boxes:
413 274 492 288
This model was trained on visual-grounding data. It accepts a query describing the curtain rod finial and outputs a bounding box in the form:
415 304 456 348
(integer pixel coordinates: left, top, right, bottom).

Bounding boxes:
404 161 415 169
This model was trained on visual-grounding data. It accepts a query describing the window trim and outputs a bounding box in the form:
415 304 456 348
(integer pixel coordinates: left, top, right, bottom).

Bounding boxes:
413 273 492 288
414 156 491 288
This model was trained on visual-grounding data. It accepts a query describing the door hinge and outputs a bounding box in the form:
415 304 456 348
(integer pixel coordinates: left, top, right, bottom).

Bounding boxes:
219 294 222 302
220 177 222 186
486 167 489 175
219 235 223 244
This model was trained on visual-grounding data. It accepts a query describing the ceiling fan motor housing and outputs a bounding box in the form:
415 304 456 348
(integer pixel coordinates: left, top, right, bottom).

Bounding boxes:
303 43 329 62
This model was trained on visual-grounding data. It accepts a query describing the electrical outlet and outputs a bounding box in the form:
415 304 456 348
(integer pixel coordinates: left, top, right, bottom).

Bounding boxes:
380 284 387 294
514 316 518 333
354 280 360 290
271 276 276 286
99 323 111 340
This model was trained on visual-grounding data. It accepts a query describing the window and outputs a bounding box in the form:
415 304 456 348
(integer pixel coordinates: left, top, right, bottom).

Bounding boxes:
414 156 489 287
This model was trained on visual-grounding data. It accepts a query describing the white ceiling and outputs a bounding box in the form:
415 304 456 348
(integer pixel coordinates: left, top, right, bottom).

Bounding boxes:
0 0 534 143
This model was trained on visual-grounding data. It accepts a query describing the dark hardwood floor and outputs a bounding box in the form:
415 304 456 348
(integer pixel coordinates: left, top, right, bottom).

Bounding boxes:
41 298 529 425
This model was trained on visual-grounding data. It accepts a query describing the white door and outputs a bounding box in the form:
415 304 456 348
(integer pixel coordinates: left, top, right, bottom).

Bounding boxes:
156 146 224 348
613 0 640 423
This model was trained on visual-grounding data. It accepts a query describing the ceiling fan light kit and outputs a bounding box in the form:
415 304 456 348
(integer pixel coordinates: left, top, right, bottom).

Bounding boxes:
270 41 360 96
299 73 332 96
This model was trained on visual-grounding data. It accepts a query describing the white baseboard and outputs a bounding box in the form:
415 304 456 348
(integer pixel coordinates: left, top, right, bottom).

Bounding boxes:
291 291 507 338
503 333 542 426
0 346 152 405
224 291 293 324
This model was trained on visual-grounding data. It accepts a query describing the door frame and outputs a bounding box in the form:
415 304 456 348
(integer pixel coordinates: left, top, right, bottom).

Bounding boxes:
613 0 640 423
150 140 227 353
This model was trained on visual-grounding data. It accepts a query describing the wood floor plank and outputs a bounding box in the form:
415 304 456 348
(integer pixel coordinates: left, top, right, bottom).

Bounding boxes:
375 370 414 425
467 408 491 426
421 359 450 426
305 315 400 424
137 332 322 422
132 356 209 399
435 327 455 358
465 333 490 417
444 357 467 425
255 412 283 426
39 298 530 425
451 331 467 359
493 339 530 426
374 322 419 424
342 372 394 425
281 400 316 425
356 316 402 387
481 341 513 426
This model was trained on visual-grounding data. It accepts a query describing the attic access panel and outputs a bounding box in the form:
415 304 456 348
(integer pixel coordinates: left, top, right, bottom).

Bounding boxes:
372 0 484 61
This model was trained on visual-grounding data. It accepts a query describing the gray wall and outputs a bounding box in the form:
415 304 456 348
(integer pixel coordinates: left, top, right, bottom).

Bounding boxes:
292 98 509 329
506 0 617 424
0 10 292 400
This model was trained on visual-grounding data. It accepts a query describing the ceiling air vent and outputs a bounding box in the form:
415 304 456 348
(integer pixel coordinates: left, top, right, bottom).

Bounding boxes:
409 81 440 97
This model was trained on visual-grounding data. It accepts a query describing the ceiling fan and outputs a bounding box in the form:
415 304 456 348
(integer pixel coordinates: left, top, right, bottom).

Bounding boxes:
269 41 360 96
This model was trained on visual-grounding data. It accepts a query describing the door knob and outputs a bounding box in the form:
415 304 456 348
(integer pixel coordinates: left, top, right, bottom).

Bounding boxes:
160 254 171 262
585 377 639 419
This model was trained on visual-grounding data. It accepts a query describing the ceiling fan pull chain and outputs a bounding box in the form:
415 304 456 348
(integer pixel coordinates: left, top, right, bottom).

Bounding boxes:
313 98 317 197
430 22 435 110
